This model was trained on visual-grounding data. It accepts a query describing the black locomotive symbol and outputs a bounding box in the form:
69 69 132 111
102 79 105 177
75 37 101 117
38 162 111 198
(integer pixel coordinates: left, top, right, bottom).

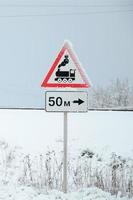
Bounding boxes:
54 55 76 83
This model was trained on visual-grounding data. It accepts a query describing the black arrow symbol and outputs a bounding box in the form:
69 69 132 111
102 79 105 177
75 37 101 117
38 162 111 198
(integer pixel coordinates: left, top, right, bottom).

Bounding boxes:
73 98 84 105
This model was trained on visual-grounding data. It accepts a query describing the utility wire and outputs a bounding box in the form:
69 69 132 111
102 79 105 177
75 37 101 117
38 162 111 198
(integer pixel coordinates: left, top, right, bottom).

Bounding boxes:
0 4 133 7
0 9 132 18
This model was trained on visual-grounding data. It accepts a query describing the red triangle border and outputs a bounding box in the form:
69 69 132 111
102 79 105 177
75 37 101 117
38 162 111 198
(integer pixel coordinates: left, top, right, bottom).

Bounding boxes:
41 42 91 88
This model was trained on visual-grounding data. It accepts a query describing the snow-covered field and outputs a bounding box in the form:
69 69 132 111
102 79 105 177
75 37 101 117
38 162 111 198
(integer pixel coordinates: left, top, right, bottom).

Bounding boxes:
0 110 132 157
0 110 132 199
0 185 131 200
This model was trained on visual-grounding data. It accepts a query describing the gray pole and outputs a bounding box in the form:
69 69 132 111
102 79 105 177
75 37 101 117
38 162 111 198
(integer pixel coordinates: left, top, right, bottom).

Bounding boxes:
63 112 68 193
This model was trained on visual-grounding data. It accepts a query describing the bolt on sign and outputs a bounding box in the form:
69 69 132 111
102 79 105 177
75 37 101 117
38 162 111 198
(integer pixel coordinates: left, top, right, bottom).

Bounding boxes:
41 41 91 88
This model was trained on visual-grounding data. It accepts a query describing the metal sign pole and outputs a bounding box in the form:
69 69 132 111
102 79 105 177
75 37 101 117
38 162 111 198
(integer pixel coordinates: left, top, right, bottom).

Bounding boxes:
63 112 68 193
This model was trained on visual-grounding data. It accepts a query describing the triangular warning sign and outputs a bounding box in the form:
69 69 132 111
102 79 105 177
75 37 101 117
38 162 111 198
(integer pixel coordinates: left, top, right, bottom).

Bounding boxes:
41 41 91 88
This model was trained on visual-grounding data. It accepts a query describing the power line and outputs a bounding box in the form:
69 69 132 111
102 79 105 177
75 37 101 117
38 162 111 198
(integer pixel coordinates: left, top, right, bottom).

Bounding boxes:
0 3 133 8
0 9 132 18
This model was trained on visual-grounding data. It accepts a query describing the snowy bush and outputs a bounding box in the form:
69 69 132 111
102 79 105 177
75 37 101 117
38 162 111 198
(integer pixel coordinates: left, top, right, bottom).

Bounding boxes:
0 140 133 198
89 78 133 109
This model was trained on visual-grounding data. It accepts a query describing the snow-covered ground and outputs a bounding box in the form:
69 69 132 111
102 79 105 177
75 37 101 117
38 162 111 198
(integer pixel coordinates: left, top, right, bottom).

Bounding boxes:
0 110 132 199
0 110 132 157
0 185 131 200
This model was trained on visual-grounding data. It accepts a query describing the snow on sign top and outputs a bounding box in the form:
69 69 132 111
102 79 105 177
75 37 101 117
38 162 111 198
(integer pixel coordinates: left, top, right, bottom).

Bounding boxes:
41 41 91 88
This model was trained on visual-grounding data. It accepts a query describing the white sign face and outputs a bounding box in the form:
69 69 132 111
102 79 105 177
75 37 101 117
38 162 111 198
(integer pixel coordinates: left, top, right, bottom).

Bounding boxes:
47 50 84 84
45 91 88 112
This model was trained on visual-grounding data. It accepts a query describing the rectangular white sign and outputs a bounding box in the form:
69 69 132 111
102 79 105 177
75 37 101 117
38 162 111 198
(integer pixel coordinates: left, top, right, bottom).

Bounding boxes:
45 91 88 112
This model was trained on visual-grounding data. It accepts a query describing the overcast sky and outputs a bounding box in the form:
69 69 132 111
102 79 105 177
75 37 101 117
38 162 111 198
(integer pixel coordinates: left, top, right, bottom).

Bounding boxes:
0 0 132 107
